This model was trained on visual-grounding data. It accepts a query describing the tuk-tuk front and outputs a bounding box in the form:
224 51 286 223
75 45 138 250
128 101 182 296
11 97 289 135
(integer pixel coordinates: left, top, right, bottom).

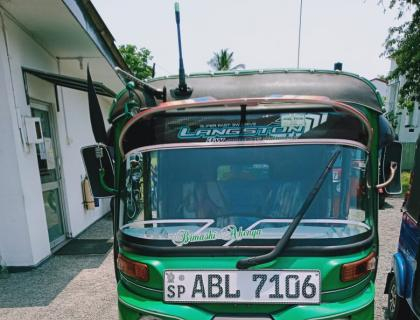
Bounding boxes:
81 70 401 320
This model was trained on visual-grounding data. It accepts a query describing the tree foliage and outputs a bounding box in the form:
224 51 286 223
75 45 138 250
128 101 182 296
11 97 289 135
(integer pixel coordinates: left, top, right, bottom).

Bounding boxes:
383 0 420 108
208 49 235 71
119 44 154 80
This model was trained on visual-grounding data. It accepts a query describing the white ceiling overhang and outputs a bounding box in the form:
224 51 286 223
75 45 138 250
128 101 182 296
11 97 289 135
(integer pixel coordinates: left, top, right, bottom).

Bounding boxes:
0 0 127 91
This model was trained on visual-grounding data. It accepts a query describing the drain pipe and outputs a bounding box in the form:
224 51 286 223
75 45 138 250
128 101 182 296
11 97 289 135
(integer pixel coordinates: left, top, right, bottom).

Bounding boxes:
56 58 72 145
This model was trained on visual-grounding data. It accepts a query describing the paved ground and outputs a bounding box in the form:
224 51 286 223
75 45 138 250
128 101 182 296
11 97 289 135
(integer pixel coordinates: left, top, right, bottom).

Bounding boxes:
0 215 118 320
0 198 404 320
375 197 404 320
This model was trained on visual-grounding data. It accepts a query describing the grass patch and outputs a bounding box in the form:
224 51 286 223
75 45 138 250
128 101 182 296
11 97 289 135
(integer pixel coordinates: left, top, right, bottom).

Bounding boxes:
402 171 411 195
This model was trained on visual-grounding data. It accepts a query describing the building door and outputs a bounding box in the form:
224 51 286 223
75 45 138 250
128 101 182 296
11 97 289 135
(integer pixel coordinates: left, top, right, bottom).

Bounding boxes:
31 102 66 248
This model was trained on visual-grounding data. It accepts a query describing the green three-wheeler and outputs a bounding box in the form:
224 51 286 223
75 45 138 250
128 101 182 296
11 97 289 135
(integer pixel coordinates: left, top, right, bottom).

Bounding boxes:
82 68 402 320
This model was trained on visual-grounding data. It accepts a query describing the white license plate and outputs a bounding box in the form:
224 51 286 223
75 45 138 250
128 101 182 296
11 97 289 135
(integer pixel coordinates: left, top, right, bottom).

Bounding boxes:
164 270 320 304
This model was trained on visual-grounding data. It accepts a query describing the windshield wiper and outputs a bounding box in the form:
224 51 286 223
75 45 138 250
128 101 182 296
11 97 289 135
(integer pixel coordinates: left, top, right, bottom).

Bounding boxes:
236 149 341 269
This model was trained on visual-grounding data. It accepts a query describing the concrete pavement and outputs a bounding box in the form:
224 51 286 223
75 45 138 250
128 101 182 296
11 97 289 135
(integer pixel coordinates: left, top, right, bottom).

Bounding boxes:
0 198 405 320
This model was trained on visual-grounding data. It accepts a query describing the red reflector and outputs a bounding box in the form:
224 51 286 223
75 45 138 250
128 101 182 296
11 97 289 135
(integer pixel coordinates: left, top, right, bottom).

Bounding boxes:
341 252 376 282
117 254 149 281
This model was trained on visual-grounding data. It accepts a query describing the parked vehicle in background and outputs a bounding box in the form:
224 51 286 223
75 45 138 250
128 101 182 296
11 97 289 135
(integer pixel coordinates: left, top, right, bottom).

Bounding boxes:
386 134 420 320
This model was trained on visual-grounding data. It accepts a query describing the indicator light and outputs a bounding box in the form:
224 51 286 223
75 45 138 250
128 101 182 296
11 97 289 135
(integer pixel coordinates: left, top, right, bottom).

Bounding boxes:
117 254 149 282
341 252 376 282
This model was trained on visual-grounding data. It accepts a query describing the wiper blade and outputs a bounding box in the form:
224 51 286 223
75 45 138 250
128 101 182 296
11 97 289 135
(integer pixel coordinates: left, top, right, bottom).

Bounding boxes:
236 149 341 269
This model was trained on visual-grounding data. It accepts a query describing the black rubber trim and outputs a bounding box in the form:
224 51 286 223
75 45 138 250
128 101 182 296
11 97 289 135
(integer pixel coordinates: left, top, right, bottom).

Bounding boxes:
117 230 373 257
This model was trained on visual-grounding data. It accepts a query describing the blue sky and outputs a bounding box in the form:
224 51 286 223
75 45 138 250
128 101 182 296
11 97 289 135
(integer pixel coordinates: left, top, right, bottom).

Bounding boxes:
92 0 409 79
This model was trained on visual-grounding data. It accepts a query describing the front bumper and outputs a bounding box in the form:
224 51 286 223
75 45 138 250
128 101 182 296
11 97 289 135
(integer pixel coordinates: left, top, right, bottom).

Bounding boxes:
118 281 374 320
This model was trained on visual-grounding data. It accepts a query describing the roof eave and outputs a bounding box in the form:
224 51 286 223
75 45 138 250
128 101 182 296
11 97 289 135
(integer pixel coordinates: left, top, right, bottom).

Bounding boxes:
62 0 130 76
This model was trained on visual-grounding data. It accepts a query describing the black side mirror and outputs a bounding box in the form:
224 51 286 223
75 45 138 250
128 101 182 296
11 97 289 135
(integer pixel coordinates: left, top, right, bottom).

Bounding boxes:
81 144 115 198
378 141 402 194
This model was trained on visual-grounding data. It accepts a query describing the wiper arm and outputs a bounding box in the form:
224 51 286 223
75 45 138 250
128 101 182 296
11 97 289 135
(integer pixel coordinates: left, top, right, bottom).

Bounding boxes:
236 150 341 269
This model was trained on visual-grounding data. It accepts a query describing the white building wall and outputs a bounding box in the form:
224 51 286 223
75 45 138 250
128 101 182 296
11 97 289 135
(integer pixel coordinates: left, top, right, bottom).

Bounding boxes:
388 60 420 143
0 10 112 267
0 11 53 266
0 24 36 266
55 87 110 237
396 103 420 143
371 79 389 112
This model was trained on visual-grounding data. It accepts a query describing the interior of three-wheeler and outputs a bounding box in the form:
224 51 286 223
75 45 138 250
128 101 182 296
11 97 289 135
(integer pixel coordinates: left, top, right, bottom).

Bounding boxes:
117 97 373 252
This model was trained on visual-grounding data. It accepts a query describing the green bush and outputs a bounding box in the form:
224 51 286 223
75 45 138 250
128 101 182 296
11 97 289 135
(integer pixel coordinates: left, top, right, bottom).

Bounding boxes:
402 171 411 195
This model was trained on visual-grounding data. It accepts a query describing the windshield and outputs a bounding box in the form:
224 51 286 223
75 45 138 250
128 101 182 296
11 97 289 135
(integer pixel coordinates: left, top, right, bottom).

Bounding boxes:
121 144 370 246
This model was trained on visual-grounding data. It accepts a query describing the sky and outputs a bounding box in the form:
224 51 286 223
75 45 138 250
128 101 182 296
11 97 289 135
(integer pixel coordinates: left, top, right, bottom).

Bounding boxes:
91 0 410 80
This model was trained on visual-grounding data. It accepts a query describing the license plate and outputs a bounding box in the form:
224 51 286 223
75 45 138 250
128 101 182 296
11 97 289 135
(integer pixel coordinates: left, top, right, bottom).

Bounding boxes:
164 270 320 304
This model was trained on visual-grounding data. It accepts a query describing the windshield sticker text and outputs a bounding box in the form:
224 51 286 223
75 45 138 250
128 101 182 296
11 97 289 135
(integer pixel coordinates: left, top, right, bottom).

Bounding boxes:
177 113 328 141
171 225 262 246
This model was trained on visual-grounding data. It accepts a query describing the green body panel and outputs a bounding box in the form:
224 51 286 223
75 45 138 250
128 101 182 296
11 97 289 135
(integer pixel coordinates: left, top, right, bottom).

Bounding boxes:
107 75 383 319
120 248 373 294
118 280 374 320
117 248 375 318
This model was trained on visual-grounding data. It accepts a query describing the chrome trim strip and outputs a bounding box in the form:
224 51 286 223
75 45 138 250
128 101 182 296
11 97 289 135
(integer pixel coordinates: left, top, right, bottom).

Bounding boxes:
405 211 418 224
245 219 370 230
118 297 183 320
223 219 370 246
165 103 331 113
122 219 215 235
321 274 371 295
125 138 368 160
121 217 370 246
120 273 163 293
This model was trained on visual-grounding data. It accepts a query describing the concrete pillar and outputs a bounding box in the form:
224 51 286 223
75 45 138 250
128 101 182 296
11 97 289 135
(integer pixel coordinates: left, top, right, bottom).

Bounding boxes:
0 12 50 267
0 18 34 266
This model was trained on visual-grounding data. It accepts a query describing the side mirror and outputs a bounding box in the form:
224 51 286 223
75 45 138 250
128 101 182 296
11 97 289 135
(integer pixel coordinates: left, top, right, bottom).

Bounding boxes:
81 144 115 198
377 141 402 194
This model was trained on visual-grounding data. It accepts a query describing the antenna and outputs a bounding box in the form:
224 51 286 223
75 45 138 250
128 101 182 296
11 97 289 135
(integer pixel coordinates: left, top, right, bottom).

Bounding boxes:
172 2 192 99
297 0 303 68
